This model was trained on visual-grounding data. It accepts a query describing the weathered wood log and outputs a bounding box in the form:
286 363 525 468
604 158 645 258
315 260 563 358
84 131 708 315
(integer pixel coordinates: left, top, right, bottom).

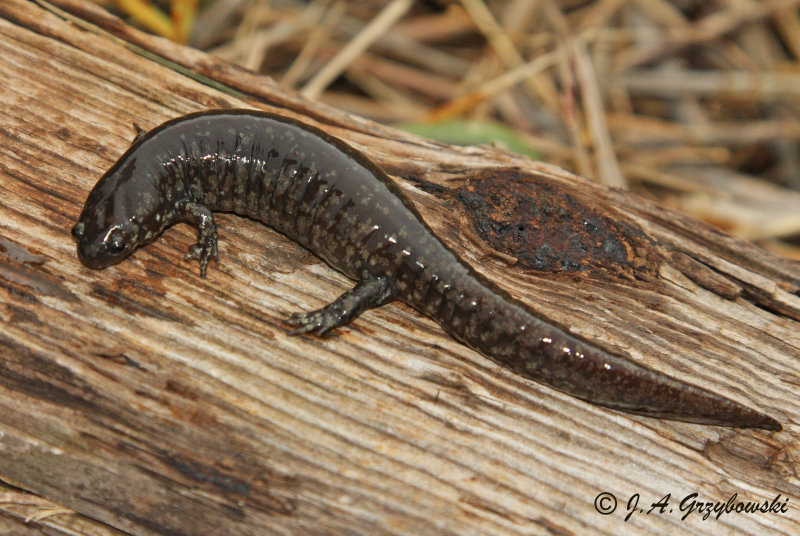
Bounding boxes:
1 1 798 535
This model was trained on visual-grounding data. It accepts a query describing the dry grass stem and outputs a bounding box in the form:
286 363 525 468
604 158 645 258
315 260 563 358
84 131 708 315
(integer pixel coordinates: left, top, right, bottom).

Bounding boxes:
301 0 415 99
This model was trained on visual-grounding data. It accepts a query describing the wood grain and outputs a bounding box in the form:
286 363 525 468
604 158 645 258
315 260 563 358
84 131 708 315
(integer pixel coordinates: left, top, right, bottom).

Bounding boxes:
0 1 798 535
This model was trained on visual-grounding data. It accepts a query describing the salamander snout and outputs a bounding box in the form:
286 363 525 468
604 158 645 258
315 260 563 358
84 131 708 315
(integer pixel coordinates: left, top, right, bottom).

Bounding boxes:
71 222 84 240
72 221 131 270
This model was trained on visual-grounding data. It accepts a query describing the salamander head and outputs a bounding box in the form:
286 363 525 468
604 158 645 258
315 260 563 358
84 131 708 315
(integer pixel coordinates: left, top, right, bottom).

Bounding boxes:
72 218 136 270
72 155 160 270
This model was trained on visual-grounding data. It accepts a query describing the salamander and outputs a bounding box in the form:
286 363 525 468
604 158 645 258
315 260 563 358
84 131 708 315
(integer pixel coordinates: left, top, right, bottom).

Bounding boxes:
71 109 780 430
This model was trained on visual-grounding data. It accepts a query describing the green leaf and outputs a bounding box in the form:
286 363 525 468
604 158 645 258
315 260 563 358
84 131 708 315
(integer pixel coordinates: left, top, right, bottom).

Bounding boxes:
397 120 539 158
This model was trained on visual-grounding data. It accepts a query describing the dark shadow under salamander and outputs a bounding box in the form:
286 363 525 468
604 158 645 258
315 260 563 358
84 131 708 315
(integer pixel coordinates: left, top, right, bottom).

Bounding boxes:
71 109 781 431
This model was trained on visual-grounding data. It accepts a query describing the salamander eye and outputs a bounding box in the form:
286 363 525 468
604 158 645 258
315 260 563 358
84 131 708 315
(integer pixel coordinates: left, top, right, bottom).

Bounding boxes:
71 222 84 240
106 228 126 254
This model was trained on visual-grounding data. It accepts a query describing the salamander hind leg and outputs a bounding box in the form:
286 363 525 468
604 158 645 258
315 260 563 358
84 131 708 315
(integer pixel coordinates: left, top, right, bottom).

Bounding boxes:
176 200 220 278
287 274 398 336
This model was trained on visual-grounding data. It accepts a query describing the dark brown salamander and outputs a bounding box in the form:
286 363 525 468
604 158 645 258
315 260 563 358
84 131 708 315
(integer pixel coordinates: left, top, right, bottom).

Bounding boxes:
72 109 780 430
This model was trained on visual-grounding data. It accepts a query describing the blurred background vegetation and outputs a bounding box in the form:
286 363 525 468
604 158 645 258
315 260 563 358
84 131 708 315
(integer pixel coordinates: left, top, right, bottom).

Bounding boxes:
93 0 800 259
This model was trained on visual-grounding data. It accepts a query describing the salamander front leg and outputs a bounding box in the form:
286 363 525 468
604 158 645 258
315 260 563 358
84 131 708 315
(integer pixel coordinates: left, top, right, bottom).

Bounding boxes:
176 199 220 278
287 274 398 336
131 122 148 144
